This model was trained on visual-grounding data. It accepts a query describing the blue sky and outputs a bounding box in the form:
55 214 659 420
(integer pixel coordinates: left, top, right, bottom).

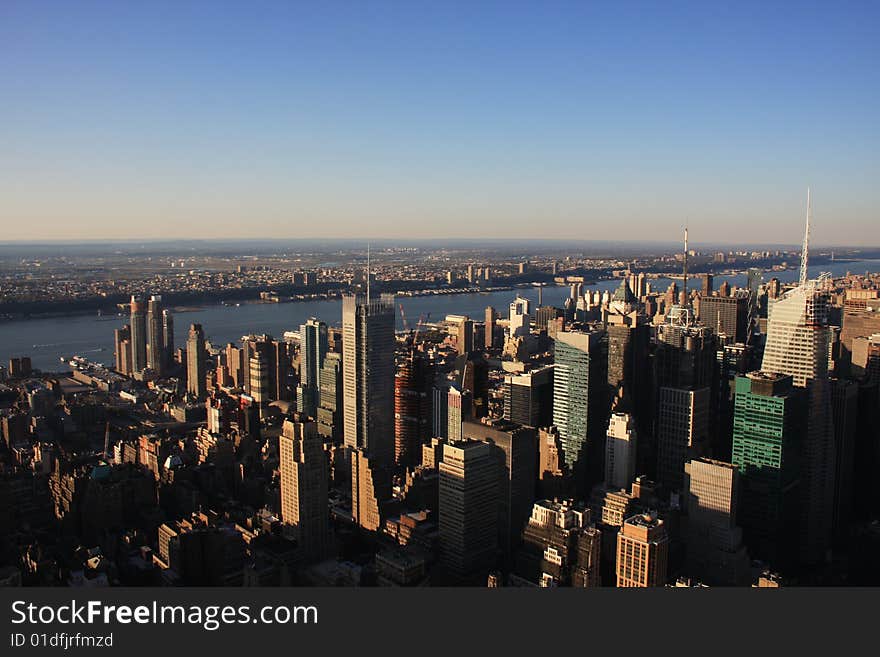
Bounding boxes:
1 1 877 244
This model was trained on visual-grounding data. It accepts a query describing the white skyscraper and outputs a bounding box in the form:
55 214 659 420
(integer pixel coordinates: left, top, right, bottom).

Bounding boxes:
759 189 836 565
508 296 531 338
605 412 637 491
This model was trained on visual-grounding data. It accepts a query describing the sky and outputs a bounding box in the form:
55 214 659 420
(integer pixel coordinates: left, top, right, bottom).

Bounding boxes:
1 1 878 245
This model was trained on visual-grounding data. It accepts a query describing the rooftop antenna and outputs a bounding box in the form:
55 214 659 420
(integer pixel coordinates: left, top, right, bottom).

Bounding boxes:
366 243 371 304
800 187 811 287
683 225 689 303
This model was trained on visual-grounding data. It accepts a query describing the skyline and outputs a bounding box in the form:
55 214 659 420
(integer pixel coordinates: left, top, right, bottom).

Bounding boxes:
2 2 878 242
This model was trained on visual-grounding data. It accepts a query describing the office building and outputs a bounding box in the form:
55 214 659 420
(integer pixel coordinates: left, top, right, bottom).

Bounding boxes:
485 306 498 349
732 372 805 567
352 449 391 532
279 419 329 561
394 352 433 468
508 296 531 338
186 324 207 399
616 512 669 587
129 295 147 373
438 441 499 583
553 328 607 487
761 269 836 565
317 352 343 441
504 365 554 428
683 458 750 585
463 419 537 560
114 325 132 376
146 294 165 374
343 293 396 468
699 292 749 344
515 500 601 587
298 318 328 417
447 384 471 443
606 411 637 491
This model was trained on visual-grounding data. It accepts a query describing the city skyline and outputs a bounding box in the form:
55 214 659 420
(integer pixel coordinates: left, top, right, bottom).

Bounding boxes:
2 3 878 243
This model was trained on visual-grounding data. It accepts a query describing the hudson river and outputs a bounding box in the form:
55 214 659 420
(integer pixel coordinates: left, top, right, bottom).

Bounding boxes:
3 260 878 372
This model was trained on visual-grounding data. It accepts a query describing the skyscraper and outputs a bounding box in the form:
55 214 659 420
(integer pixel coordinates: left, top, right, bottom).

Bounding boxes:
683 458 750 585
732 372 805 567
162 308 175 371
114 325 132 376
186 323 207 399
552 328 607 489
394 351 433 468
485 306 498 349
616 512 669 587
463 419 538 562
605 279 651 456
343 293 396 468
699 292 749 344
317 352 343 442
503 365 554 428
146 294 165 374
605 411 637 491
508 296 531 338
129 295 147 373
654 323 715 491
298 317 328 417
279 419 329 561
438 440 499 584
760 194 836 565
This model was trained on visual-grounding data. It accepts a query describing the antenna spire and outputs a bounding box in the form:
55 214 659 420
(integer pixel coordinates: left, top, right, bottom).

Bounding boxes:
366 243 371 303
800 187 811 287
683 225 688 303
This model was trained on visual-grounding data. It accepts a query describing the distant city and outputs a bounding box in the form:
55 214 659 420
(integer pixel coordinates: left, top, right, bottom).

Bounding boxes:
1 214 879 589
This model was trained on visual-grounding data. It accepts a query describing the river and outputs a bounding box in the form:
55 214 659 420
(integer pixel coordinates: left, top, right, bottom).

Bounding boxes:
3 259 878 372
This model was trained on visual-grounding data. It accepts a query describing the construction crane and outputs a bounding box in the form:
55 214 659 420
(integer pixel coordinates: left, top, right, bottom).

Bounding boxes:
413 312 431 345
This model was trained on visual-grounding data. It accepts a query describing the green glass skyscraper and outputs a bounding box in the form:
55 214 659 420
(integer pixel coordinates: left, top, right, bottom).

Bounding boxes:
731 371 805 567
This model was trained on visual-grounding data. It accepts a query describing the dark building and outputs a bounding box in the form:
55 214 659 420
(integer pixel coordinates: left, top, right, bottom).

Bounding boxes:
503 365 554 428
394 352 434 469
699 292 750 345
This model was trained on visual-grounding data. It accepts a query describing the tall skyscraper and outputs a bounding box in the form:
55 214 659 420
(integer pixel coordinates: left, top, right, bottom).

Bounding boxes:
654 323 715 491
394 351 433 468
605 410 637 491
552 328 607 488
343 292 396 468
129 295 147 373
616 512 669 587
186 323 207 399
485 306 498 349
446 384 470 443
605 279 651 456
317 352 343 442
146 294 165 374
760 193 836 565
114 325 132 376
438 440 499 584
732 372 805 567
683 458 750 585
279 419 329 561
162 308 175 371
298 317 328 417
